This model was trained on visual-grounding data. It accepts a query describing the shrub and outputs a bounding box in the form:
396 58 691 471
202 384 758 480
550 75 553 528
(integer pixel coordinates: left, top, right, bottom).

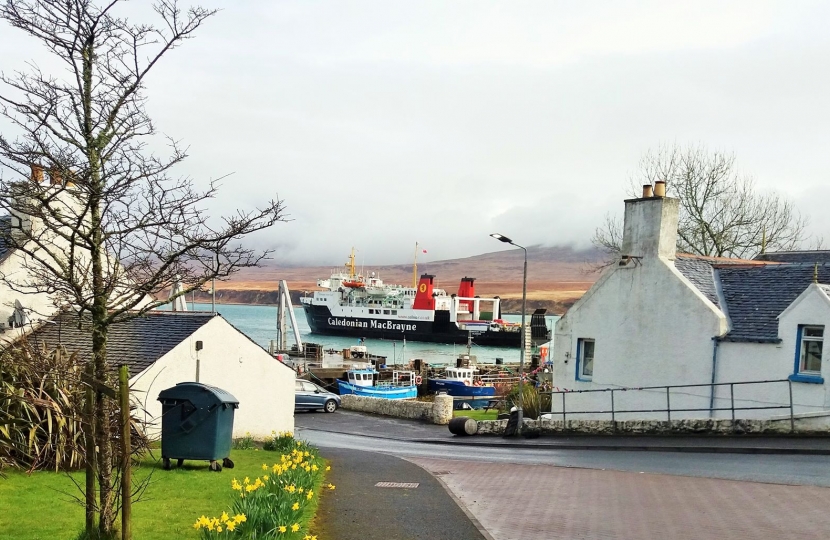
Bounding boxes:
194 437 330 539
233 432 256 450
263 431 295 453
0 339 150 472
505 383 542 419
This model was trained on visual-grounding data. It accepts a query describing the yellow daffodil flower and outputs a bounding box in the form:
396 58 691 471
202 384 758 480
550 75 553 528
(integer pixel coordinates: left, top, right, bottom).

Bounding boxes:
292 523 300 532
292 502 300 511
278 525 287 533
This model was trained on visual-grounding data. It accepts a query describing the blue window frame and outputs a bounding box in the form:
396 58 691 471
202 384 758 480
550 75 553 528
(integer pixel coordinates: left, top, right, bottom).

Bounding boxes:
789 325 825 384
575 338 595 381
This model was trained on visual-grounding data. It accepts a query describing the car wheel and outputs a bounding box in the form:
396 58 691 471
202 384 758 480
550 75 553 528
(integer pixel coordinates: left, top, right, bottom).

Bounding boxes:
324 399 337 413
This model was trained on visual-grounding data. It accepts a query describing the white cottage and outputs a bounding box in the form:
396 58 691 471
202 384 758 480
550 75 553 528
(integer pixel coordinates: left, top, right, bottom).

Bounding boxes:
552 190 830 423
28 310 296 438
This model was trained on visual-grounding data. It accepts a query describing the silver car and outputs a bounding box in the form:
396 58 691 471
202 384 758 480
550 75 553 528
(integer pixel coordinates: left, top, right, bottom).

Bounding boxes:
295 379 341 413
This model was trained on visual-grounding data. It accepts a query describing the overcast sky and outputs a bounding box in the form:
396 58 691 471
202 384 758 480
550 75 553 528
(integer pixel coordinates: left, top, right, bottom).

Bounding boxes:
2 1 829 265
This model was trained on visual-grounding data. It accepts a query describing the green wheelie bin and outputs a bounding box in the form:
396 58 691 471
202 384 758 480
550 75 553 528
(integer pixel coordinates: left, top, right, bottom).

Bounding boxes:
157 382 239 472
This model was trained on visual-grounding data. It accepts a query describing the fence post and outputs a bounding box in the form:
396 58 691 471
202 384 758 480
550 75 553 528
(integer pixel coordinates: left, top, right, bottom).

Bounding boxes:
610 389 616 432
84 363 96 536
119 365 132 540
789 380 795 433
666 387 671 423
561 393 566 426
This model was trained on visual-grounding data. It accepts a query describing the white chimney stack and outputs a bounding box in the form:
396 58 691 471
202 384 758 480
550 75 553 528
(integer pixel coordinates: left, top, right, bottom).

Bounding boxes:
620 194 679 260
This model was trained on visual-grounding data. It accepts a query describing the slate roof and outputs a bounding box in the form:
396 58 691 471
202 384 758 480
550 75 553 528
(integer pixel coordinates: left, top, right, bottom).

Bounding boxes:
717 263 830 342
28 311 217 376
0 216 11 261
755 251 830 264
674 256 721 308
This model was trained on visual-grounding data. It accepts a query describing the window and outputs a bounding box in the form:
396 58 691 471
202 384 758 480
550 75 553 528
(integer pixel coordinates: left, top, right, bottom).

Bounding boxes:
576 338 595 381
790 325 824 383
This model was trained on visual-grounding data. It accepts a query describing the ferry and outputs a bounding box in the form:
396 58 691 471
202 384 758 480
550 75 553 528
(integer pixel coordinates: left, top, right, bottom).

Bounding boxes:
300 249 551 347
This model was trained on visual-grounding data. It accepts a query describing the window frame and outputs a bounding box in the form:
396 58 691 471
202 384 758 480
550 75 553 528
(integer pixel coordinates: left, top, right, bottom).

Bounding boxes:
789 324 825 384
575 338 595 381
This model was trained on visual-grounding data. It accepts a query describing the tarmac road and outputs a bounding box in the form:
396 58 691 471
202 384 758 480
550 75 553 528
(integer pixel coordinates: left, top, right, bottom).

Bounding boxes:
299 411 830 539
312 448 487 540
296 410 830 487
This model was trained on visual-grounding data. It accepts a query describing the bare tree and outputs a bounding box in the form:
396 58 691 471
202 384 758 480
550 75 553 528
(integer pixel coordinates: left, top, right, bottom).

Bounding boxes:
592 143 808 260
0 1 286 536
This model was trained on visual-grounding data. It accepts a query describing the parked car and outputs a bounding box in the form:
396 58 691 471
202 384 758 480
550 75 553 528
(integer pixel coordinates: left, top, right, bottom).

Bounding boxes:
295 379 340 413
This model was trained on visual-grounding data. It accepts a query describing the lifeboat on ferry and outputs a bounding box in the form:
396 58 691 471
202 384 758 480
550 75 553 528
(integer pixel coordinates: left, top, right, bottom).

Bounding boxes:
342 280 365 288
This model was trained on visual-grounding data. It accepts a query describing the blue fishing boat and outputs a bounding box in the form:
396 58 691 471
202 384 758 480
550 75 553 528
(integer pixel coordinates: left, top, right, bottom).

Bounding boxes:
337 369 418 399
427 367 496 398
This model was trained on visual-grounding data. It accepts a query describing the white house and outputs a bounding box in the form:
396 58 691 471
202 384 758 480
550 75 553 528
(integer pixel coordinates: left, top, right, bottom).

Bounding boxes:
551 189 830 423
28 310 296 438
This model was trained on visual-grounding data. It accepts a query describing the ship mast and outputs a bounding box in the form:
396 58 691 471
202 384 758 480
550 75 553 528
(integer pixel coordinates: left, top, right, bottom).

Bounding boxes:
346 247 357 278
412 241 419 288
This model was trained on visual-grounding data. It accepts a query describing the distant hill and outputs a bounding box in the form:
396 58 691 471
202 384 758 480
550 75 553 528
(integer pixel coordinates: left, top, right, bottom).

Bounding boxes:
200 245 602 314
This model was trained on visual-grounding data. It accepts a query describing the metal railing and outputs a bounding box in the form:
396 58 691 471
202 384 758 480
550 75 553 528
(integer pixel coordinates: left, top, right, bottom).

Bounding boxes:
541 379 795 432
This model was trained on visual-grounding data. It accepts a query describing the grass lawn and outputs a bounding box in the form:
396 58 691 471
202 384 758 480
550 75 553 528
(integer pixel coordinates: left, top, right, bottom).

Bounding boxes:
453 409 499 421
0 448 320 540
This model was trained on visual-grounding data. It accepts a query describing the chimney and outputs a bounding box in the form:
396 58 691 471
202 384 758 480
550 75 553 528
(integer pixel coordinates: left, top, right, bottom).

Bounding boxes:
48 167 62 186
642 184 653 198
30 165 44 183
654 180 666 197
621 194 679 260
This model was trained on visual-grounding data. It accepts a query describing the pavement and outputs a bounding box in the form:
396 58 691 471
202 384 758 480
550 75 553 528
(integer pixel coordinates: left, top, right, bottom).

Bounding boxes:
300 410 830 540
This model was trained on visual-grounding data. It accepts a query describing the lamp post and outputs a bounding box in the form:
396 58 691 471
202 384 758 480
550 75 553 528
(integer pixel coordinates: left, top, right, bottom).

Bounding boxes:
490 233 527 434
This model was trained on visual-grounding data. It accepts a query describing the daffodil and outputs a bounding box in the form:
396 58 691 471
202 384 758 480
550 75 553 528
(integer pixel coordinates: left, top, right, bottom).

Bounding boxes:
328 483 336 490
292 523 300 532
221 511 229 523
226 521 236 532
278 525 287 533
325 465 331 471
262 463 268 471
292 502 300 511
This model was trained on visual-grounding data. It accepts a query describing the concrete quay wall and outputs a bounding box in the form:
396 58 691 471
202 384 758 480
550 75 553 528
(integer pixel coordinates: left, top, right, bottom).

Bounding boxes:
475 414 830 435
341 394 454 425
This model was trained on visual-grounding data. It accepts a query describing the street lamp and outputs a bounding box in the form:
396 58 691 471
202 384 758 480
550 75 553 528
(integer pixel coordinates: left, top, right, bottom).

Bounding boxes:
490 233 527 434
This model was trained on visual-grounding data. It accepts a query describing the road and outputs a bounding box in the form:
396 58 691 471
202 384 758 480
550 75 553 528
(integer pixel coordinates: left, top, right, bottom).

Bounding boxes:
298 427 830 487
298 412 830 540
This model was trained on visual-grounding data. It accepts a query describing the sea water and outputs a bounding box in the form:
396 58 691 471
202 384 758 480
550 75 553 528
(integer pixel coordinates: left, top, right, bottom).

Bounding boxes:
188 303 558 365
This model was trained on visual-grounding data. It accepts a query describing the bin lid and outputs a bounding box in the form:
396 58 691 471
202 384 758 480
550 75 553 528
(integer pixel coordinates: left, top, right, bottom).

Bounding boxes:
157 382 239 407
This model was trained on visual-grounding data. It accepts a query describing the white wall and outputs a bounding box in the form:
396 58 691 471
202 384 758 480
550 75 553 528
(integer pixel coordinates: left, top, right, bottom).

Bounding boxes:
130 316 295 438
0 250 60 339
551 255 728 420
715 285 830 418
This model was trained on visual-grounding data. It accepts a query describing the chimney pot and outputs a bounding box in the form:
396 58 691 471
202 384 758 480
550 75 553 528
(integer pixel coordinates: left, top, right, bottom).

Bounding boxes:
654 180 666 197
642 184 653 198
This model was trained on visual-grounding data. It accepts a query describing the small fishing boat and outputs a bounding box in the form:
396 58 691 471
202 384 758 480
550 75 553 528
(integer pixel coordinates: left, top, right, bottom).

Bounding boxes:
337 369 418 399
427 367 496 398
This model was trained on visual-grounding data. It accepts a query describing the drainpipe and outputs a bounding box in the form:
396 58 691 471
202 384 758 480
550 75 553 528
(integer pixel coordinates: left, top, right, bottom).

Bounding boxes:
709 337 720 417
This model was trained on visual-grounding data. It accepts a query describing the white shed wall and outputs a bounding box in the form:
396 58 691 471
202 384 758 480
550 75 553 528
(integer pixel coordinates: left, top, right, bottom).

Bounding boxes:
130 317 295 438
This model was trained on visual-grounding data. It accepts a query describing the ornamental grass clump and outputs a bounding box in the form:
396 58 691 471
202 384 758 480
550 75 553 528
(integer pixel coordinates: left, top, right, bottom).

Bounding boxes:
194 437 332 539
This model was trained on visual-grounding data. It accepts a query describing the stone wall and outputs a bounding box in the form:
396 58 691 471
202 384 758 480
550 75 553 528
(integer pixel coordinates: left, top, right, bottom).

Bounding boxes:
474 413 830 436
341 394 454 424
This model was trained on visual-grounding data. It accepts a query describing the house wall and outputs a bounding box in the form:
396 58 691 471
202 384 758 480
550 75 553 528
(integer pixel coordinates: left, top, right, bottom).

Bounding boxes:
0 250 59 338
130 317 295 438
551 256 728 420
715 287 830 418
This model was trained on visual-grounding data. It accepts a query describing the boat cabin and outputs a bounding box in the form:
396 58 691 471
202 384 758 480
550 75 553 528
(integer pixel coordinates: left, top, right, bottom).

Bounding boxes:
444 367 478 386
346 368 377 387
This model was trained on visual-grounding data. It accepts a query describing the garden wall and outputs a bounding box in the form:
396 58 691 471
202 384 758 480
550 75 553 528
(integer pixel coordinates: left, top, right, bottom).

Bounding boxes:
475 413 830 435
341 395 454 425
